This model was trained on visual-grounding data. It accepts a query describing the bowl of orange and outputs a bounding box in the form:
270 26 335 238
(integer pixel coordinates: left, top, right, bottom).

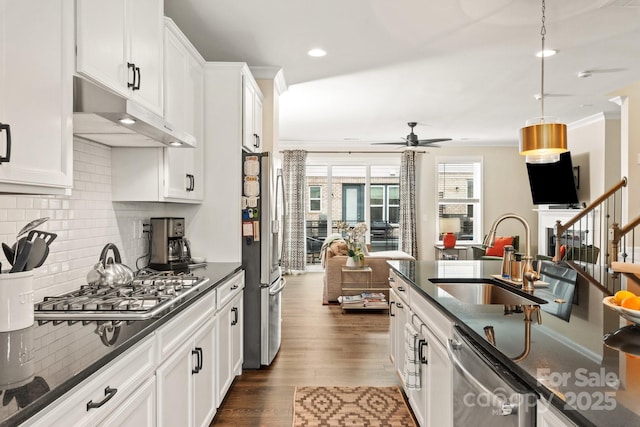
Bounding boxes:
603 290 640 324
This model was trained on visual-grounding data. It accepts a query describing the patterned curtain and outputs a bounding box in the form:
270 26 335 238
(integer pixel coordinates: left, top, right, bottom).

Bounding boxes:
282 150 307 273
399 151 418 259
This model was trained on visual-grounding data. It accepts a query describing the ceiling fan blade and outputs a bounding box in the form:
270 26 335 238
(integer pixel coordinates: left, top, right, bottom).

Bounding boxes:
373 141 412 145
417 138 452 144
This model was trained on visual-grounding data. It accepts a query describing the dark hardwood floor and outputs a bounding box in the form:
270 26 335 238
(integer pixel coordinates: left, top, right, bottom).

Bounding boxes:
210 272 399 426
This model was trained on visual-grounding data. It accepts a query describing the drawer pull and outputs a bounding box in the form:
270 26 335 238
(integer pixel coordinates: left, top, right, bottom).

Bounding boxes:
418 339 428 364
231 284 239 290
86 386 117 411
398 286 405 292
192 347 203 374
231 307 239 325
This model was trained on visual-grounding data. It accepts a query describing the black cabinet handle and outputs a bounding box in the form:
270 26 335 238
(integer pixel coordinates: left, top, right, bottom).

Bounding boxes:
231 307 238 325
389 300 395 317
196 347 203 371
418 339 428 364
192 348 201 374
86 386 117 411
190 174 195 191
134 66 141 91
127 62 136 88
253 133 260 148
0 123 11 164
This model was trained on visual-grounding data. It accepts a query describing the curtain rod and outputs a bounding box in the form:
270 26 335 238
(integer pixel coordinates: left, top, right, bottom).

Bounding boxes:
278 150 427 154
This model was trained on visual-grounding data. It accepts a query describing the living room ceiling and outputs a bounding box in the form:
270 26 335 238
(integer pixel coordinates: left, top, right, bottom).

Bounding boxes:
165 0 640 150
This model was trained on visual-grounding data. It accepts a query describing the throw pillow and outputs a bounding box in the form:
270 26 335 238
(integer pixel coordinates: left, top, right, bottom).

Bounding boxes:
485 236 514 257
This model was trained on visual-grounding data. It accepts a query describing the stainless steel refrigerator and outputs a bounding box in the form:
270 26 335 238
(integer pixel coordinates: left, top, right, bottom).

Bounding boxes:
241 151 285 368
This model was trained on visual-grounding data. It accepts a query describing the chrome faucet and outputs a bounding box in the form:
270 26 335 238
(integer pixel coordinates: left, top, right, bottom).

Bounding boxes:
484 213 540 292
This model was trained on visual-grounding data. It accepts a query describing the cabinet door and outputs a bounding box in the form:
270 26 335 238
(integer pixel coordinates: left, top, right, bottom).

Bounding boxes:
128 0 163 115
253 92 263 152
216 302 233 407
100 376 157 427
394 297 408 384
230 292 244 376
76 0 128 97
0 0 73 194
156 338 192 427
193 318 217 427
427 329 453 427
242 78 256 152
389 288 398 366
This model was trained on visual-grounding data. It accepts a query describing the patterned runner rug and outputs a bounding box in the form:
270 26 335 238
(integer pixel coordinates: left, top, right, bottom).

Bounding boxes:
293 386 416 426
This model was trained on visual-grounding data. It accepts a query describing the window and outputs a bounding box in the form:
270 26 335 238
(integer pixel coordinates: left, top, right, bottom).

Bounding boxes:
370 184 399 223
308 185 322 212
436 158 482 244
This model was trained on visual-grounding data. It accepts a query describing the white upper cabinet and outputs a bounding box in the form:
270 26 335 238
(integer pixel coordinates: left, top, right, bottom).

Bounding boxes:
163 18 204 202
0 0 74 195
111 19 203 203
242 75 264 153
76 0 164 116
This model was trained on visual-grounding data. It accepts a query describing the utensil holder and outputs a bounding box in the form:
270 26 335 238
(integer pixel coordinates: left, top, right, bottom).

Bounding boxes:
0 270 35 332
0 325 34 389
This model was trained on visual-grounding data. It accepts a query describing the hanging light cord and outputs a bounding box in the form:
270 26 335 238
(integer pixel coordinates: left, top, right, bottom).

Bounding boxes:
540 0 547 120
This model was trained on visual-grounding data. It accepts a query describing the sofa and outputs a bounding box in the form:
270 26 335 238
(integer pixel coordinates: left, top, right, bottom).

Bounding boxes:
321 237 414 304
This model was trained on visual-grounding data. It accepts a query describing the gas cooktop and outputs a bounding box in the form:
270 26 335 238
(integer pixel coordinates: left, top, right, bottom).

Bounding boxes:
34 270 210 321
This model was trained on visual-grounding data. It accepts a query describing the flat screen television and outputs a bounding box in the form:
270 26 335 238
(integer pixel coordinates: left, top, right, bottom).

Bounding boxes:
526 152 579 206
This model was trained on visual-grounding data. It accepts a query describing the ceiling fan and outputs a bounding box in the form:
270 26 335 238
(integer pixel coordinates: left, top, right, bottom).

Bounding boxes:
379 122 452 147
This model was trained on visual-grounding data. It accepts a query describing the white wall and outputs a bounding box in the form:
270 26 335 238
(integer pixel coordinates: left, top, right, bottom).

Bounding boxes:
567 113 621 203
0 139 193 303
416 146 537 260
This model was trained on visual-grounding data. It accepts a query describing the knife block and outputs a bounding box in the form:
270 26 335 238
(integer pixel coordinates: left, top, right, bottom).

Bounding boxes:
0 270 34 332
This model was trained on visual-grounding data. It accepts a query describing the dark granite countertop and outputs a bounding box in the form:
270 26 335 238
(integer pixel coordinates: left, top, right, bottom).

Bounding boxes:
0 262 242 427
389 259 640 427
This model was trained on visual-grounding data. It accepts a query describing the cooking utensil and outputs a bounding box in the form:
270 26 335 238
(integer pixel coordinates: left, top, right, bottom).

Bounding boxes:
10 240 33 273
13 218 49 266
16 217 49 239
86 243 134 287
28 230 57 246
24 238 47 271
2 243 14 266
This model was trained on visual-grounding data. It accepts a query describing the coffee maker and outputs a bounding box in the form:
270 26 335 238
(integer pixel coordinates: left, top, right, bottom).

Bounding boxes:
149 217 191 272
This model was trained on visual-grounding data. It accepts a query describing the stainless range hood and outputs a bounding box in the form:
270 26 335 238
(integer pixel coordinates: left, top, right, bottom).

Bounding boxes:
73 77 196 148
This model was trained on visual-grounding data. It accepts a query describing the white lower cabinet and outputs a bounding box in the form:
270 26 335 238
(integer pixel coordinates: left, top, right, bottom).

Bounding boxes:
157 316 216 427
99 376 156 427
389 270 454 427
26 335 157 427
216 273 245 407
23 272 245 427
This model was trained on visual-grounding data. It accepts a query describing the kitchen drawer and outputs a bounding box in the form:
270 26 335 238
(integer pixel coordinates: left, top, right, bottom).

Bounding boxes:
409 286 452 345
157 290 216 359
216 271 245 310
26 335 156 427
389 270 410 305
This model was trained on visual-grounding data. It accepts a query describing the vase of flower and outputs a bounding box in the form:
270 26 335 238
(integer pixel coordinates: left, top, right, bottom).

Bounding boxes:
337 221 367 268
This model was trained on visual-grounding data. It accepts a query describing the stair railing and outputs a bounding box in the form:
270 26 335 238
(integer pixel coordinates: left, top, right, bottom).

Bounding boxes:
554 177 627 295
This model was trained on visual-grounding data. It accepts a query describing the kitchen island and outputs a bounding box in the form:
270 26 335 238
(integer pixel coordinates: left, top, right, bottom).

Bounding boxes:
0 262 242 427
389 259 640 427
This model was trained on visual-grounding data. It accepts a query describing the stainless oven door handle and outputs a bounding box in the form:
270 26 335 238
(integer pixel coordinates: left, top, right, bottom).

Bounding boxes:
446 338 518 416
269 277 286 296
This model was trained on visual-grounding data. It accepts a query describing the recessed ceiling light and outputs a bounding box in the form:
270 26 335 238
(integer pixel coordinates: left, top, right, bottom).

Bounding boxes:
119 117 136 125
536 49 557 58
307 48 327 57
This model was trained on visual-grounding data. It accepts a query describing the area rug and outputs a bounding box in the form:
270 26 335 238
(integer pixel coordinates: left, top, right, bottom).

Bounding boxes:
293 386 416 426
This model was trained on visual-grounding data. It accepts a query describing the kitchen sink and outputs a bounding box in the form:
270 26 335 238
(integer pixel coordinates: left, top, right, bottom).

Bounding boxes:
433 280 547 306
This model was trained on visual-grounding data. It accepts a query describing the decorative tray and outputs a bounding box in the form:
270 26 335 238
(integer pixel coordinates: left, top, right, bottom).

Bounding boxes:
603 296 640 325
491 274 549 288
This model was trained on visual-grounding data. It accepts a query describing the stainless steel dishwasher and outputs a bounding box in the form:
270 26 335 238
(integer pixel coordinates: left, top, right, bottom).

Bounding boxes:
447 326 537 427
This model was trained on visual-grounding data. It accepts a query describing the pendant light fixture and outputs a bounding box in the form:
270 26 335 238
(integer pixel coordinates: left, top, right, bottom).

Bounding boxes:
519 0 567 164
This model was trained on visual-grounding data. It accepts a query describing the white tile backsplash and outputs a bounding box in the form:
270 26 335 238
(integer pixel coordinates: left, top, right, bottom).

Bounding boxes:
0 138 195 302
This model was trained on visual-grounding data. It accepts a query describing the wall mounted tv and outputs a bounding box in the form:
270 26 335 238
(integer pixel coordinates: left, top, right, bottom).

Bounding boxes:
526 151 579 206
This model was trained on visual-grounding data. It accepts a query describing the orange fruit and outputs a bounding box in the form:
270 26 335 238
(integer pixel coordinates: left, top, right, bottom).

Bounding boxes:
621 296 640 311
615 290 636 306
